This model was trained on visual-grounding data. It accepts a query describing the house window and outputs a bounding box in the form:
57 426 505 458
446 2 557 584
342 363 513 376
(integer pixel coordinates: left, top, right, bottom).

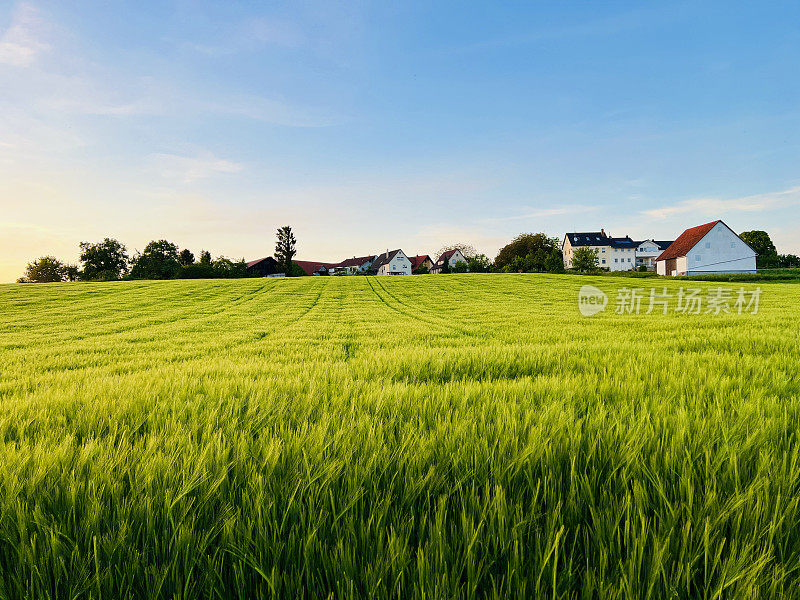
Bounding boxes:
614 258 618 263
706 242 711 249
731 242 735 248
696 255 701 261
601 259 606 264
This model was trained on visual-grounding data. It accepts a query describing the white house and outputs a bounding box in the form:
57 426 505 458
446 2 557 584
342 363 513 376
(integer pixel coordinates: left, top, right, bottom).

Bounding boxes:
430 249 468 274
656 220 756 276
372 249 412 275
562 230 638 271
635 239 674 271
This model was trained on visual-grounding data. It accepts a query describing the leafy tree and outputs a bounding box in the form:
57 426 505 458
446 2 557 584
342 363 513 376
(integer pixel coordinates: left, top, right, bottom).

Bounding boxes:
79 238 128 280
212 257 248 278
572 247 599 273
439 255 451 274
495 233 560 270
275 226 297 275
288 261 307 277
199 250 212 265
740 230 779 268
452 260 468 273
544 250 564 273
178 249 195 266
412 266 430 275
22 256 66 282
778 254 800 268
64 264 81 281
467 254 492 273
130 240 181 280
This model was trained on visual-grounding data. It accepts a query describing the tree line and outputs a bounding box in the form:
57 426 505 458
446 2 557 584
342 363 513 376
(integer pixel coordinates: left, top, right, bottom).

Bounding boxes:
18 239 251 283
18 230 571 283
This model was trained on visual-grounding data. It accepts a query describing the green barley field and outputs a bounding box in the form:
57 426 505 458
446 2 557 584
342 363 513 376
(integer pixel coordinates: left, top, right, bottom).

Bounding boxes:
1 274 799 599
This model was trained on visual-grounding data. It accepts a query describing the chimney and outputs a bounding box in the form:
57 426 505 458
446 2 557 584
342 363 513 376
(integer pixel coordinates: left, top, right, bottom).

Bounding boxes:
386 249 389 258
601 228 605 236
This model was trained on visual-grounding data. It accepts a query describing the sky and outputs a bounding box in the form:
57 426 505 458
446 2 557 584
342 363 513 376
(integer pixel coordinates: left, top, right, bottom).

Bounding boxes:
1 1 799 282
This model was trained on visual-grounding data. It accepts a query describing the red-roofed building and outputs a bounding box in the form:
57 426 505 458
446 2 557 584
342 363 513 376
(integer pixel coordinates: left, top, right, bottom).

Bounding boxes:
293 260 339 276
408 255 433 272
656 220 756 276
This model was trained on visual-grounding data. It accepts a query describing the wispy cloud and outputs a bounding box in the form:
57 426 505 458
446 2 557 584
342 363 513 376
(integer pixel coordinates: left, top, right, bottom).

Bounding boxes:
643 186 800 220
0 2 51 67
484 204 598 223
149 152 244 183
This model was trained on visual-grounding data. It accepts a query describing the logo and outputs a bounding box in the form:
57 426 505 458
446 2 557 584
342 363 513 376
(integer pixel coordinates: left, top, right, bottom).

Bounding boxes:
578 285 608 316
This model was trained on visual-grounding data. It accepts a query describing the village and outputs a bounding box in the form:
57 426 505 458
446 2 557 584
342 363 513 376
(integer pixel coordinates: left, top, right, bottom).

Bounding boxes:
245 219 760 278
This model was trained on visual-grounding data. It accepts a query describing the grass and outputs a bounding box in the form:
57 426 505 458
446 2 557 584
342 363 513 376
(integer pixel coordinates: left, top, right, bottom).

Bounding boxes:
0 274 799 599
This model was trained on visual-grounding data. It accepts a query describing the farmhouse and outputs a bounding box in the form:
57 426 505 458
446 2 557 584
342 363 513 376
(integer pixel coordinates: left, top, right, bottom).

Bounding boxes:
656 220 756 276
408 255 434 272
245 256 282 277
294 260 339 276
372 249 412 275
430 249 468 274
562 230 638 271
331 255 375 275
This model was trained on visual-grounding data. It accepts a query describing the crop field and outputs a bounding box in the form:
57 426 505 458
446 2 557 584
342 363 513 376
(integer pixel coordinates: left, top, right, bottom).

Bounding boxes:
0 274 799 599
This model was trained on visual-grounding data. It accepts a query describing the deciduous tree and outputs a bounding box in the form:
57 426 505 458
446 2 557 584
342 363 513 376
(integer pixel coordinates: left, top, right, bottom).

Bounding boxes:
740 230 778 268
22 256 66 283
572 247 599 273
130 240 181 280
79 238 128 280
178 249 195 266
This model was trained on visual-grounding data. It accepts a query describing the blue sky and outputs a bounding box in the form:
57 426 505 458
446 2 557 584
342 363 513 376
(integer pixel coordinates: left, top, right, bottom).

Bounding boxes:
1 1 799 281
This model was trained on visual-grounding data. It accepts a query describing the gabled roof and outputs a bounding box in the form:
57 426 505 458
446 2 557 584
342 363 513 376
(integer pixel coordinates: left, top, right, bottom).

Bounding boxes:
371 250 405 271
656 221 720 261
408 255 432 270
653 240 674 250
436 249 463 264
246 256 277 268
335 255 375 268
293 260 338 276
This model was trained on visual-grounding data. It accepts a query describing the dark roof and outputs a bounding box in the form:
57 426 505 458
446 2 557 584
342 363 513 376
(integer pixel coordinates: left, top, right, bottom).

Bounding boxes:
371 250 403 271
565 232 607 246
656 221 720 261
634 240 674 250
408 255 432 270
246 256 277 268
609 236 637 249
565 232 637 249
335 255 375 268
293 260 338 276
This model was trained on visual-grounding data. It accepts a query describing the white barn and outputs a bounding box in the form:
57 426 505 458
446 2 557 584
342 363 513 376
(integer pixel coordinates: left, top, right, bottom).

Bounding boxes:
656 220 756 276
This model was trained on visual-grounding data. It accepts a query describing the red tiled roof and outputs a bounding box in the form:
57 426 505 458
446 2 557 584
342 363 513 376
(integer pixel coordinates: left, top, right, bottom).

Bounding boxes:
408 255 432 270
656 220 720 262
293 260 338 276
